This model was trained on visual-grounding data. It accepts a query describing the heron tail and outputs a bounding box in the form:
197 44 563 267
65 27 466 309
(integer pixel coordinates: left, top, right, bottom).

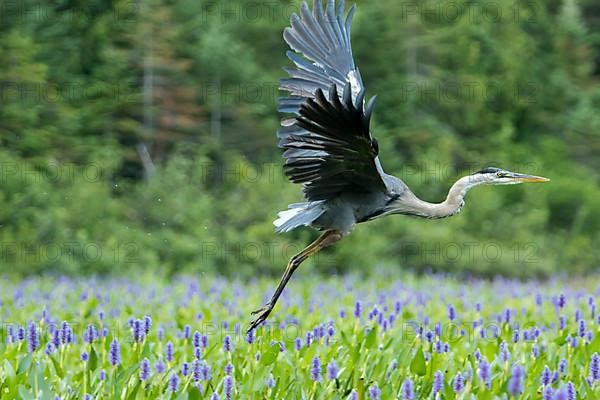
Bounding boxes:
273 201 326 233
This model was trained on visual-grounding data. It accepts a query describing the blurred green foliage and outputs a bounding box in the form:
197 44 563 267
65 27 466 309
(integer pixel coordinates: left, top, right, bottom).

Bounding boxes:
0 0 599 277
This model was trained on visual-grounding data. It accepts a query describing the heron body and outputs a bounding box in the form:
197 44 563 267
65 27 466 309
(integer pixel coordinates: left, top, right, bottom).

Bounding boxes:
247 0 549 332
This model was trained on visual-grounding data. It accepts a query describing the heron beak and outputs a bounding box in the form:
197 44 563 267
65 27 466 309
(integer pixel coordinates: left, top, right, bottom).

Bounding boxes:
510 173 550 183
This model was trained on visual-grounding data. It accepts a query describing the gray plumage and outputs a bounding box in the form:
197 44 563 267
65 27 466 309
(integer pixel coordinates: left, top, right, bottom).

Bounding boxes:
248 0 549 333
274 0 549 236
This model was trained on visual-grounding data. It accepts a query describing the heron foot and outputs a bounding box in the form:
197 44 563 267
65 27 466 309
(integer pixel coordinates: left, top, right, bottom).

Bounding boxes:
248 303 272 333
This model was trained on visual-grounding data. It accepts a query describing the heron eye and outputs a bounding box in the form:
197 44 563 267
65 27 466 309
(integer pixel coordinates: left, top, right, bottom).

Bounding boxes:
496 172 504 178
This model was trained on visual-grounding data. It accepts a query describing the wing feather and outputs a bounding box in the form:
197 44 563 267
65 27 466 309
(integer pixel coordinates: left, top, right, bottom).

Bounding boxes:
277 1 387 201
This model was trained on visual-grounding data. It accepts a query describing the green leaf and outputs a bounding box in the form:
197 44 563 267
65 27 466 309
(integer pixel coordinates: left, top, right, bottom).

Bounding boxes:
364 327 377 350
261 343 280 366
89 346 99 371
17 353 32 375
410 346 427 376
18 384 34 400
49 355 64 379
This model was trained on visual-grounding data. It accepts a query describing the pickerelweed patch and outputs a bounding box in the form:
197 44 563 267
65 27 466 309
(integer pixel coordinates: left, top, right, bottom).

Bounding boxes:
0 274 598 398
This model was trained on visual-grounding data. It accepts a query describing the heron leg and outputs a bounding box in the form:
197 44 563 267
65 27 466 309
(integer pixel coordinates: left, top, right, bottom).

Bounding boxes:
247 229 342 333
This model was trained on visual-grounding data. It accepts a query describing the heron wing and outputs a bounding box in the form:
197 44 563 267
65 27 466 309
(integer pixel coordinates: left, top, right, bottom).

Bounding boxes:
279 0 363 113
279 83 385 200
278 0 386 201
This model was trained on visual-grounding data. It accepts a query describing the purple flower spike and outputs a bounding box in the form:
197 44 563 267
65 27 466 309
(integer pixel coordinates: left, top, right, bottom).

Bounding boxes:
499 341 511 362
543 385 553 400
504 308 512 323
155 359 165 373
425 330 434 342
143 315 152 334
194 346 202 359
559 359 567 375
169 373 179 392
327 360 339 380
140 358 151 380
354 301 362 318
192 360 202 382
201 362 212 381
433 371 444 394
245 330 255 344
401 378 414 400
554 386 569 400
512 329 519 343
223 335 232 352
478 358 491 388
569 336 579 348
368 383 381 400
132 319 144 343
435 323 442 337
225 362 233 376
223 375 233 400
27 321 39 352
541 365 552 386
306 332 313 347
311 356 321 382
453 372 464 393
60 322 71 345
109 339 121 366
18 327 25 342
590 353 600 381
265 373 276 389
166 341 174 362
45 342 54 355
566 381 576 400
578 319 586 338
448 304 456 321
508 364 525 396
83 325 97 344
558 293 566 309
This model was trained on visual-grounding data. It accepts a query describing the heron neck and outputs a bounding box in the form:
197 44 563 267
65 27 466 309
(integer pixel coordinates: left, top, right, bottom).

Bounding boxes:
402 176 476 218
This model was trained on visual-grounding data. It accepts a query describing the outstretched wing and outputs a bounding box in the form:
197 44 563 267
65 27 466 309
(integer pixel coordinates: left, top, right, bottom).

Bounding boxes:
278 0 387 201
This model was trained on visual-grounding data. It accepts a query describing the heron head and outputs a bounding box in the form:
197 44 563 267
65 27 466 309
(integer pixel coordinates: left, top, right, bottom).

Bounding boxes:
471 167 550 185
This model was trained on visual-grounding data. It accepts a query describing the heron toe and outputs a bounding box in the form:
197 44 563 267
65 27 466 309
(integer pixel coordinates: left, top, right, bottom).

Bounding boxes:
248 304 272 332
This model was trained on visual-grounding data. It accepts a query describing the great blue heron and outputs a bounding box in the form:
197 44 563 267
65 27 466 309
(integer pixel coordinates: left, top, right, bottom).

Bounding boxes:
248 0 549 332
